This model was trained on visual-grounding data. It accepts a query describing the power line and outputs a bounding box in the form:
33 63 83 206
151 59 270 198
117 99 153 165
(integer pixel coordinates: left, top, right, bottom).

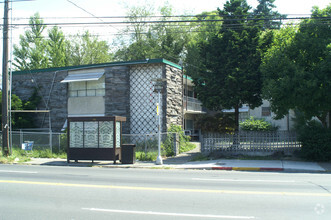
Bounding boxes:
5 16 330 27
66 0 121 32
11 13 314 21
4 20 328 42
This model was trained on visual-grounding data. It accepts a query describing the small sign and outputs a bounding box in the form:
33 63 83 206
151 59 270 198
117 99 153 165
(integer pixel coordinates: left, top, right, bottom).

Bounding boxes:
22 142 33 151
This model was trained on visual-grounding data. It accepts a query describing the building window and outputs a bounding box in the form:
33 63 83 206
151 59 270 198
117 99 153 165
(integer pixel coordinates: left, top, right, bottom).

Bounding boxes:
69 76 105 97
262 107 271 117
185 119 194 131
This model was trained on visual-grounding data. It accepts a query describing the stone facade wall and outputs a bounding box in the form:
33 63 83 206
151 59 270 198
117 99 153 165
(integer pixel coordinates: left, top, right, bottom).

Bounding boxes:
12 70 68 132
104 66 130 134
164 65 183 130
11 62 183 134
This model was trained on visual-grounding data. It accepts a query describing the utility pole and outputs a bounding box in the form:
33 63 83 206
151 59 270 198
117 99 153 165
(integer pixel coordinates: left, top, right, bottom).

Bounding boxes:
2 0 10 156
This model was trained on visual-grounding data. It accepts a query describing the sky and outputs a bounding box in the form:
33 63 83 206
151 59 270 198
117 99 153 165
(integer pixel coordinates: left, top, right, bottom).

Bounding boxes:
0 0 330 71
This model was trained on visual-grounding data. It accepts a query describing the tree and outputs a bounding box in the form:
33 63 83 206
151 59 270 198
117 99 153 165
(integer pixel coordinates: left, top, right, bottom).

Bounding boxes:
13 13 48 70
114 3 190 63
261 5 331 127
13 14 113 70
0 91 40 129
253 0 285 30
187 0 263 132
66 31 112 66
185 11 223 81
47 26 68 68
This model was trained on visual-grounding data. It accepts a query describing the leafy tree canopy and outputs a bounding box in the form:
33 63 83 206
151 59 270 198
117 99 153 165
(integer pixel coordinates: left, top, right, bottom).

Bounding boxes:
66 31 112 66
13 13 113 71
186 0 265 131
0 90 41 129
114 2 190 63
261 4 331 127
253 0 286 30
13 13 48 70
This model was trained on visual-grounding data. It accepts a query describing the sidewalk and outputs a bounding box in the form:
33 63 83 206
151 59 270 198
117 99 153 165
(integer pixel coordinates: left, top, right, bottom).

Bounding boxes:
22 158 328 172
20 142 330 172
23 156 329 173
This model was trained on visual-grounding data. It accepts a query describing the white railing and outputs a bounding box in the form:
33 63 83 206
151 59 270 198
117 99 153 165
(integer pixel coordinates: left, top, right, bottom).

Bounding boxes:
184 96 203 112
201 131 301 155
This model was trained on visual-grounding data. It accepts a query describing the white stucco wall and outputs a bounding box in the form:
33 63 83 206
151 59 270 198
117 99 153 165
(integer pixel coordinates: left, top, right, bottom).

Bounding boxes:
68 96 105 116
249 100 295 131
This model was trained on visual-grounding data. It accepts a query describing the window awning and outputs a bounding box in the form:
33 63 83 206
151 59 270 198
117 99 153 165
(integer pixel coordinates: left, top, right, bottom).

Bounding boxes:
61 72 104 83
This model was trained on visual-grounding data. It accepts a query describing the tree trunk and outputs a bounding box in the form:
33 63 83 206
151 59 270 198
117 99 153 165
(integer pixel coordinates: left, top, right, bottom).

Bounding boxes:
317 112 328 128
234 105 239 132
233 105 240 147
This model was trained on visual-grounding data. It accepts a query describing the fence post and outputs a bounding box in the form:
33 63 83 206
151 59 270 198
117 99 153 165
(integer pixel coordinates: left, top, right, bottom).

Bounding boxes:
144 134 147 154
58 134 61 153
200 134 204 152
20 129 23 149
49 129 53 154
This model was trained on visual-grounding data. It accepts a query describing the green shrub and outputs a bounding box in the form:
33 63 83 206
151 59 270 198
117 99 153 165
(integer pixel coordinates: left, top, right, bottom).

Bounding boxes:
0 149 30 163
299 121 331 162
60 132 68 151
240 117 277 131
195 113 235 133
135 151 157 161
162 124 196 156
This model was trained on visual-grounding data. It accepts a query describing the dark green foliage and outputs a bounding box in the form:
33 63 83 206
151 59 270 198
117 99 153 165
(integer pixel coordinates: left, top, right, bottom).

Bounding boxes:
195 113 235 133
262 5 331 127
0 91 23 126
0 90 41 129
299 121 331 162
253 0 285 30
0 89 41 129
240 116 277 131
12 89 41 129
187 0 264 131
162 124 195 156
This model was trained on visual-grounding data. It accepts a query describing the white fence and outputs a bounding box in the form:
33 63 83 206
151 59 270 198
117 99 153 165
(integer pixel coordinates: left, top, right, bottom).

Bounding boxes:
201 131 301 155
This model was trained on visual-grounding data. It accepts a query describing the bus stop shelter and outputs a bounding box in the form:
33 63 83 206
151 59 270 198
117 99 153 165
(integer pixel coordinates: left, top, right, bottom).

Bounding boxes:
67 116 126 164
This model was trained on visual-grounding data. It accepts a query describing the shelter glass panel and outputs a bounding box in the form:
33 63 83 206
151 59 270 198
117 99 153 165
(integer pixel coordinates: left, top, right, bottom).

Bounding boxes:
99 121 114 148
70 122 83 148
84 122 98 148
116 122 121 148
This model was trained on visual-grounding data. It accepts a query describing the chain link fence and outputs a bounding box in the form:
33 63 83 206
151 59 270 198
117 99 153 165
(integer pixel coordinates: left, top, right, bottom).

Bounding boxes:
0 131 67 154
122 132 179 156
1 131 179 157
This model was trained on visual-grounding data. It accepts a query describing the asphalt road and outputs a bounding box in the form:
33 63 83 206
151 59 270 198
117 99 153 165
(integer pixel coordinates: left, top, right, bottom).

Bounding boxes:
0 164 331 220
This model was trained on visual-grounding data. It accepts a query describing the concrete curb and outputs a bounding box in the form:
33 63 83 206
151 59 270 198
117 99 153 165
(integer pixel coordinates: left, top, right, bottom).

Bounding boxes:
17 158 329 173
212 167 284 171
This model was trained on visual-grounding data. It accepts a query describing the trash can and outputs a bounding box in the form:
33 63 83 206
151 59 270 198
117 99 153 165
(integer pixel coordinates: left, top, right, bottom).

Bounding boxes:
121 144 136 164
